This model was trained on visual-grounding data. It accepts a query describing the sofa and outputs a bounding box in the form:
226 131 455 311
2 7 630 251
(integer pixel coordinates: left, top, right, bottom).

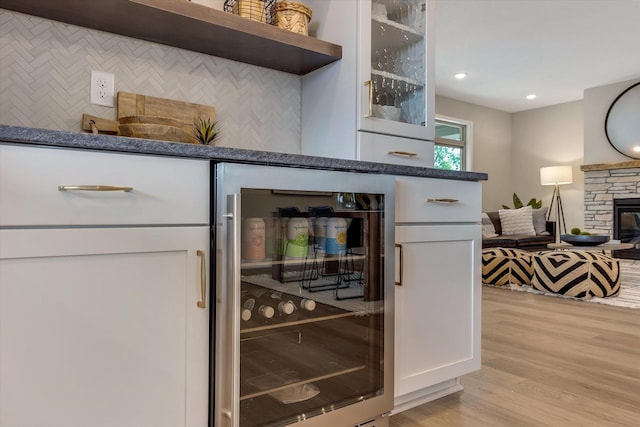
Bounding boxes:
482 210 556 251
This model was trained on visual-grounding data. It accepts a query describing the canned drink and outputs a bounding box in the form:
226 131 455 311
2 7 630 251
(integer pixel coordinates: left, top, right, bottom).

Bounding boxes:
278 218 289 256
314 217 328 251
242 217 266 260
325 217 347 255
286 217 309 258
264 217 277 258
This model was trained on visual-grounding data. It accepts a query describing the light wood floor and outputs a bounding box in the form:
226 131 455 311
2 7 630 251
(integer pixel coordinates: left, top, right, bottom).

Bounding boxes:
390 286 640 427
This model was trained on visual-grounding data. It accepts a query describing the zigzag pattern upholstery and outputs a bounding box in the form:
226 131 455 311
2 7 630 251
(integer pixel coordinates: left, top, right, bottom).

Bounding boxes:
532 251 621 298
482 248 534 286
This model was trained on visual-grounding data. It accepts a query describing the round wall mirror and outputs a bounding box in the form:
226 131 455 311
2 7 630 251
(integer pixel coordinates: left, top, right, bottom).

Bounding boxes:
605 82 640 159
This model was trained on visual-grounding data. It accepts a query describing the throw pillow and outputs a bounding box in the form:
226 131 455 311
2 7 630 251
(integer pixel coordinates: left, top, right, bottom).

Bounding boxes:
532 207 550 236
481 212 498 238
499 206 536 236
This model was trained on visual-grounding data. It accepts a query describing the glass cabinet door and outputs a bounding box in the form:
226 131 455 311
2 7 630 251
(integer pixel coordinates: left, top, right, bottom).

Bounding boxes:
236 189 385 427
359 0 433 140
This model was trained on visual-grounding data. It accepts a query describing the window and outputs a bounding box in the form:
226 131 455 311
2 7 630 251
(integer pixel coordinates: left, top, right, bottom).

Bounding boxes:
434 119 468 171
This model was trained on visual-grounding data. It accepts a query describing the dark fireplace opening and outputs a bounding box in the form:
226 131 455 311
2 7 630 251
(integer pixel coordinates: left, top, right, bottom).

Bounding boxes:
613 198 640 260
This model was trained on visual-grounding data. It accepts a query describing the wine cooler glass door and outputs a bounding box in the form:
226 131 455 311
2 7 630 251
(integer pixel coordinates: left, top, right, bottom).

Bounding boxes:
214 164 395 427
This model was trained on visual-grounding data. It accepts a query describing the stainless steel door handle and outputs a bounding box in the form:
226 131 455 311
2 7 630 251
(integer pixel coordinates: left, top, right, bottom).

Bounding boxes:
227 193 241 427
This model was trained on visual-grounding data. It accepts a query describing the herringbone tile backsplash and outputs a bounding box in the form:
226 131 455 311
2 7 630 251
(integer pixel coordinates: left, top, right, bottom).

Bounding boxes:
0 9 301 153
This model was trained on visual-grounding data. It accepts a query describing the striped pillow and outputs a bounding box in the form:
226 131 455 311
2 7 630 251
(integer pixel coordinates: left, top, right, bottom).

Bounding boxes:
499 206 536 236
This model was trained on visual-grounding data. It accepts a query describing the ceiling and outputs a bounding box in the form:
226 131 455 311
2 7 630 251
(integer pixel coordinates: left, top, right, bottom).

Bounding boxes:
434 0 640 113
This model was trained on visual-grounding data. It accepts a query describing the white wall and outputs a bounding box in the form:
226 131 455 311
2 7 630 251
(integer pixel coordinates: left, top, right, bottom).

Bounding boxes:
511 101 584 231
435 95 511 211
584 78 640 165
438 78 640 232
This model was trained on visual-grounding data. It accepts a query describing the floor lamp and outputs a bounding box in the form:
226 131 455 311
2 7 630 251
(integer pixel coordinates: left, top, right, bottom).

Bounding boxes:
540 166 573 241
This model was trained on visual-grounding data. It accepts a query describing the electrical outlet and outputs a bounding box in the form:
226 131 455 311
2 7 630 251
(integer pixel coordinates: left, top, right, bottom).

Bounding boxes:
90 70 115 107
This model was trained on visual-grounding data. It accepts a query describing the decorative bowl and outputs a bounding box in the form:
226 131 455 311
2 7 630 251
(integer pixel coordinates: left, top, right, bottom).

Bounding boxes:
560 234 610 246
118 115 186 127
372 105 402 121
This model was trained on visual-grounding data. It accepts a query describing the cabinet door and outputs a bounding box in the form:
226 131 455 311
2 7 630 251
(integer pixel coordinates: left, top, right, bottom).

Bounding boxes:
394 224 481 397
0 227 209 427
301 0 435 161
358 0 435 140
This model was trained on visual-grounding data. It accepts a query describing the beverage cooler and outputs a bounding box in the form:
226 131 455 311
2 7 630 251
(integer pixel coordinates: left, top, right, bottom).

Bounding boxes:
212 163 395 427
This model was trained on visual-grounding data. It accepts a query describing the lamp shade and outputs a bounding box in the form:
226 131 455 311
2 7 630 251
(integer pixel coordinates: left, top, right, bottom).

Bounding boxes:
540 166 573 186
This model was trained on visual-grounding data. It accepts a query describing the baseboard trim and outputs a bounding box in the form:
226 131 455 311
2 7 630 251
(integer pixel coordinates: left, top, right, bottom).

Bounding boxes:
392 378 463 414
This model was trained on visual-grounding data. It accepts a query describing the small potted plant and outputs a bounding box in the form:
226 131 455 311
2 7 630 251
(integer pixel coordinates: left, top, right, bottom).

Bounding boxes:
194 117 220 145
501 193 542 209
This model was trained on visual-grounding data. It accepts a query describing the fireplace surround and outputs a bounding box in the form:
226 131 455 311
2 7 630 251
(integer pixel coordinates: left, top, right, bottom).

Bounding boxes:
582 160 640 259
613 198 640 259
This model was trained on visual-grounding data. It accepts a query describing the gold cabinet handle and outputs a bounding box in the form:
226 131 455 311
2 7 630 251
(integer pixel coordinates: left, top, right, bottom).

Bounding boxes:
58 185 133 192
364 80 373 118
388 151 418 157
196 249 206 309
427 198 460 203
395 243 403 286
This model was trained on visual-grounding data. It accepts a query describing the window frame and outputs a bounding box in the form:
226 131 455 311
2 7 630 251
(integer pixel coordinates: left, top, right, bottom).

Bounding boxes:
434 116 472 171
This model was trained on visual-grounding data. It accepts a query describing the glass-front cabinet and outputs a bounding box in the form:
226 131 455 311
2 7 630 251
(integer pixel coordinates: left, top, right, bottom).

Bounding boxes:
302 0 434 164
360 0 432 137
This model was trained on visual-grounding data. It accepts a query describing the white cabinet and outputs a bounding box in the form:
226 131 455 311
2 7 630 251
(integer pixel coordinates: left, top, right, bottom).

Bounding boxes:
0 145 210 427
0 227 210 427
393 176 481 412
302 0 435 166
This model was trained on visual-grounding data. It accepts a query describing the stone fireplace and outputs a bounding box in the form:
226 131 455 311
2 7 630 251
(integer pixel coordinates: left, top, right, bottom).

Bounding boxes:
583 160 640 258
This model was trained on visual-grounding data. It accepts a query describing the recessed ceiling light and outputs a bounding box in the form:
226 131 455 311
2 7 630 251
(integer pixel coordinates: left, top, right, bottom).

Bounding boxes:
526 94 537 100
454 73 467 80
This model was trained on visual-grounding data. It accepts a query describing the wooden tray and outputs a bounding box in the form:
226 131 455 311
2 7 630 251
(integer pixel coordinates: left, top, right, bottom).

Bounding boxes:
118 123 187 143
117 92 216 143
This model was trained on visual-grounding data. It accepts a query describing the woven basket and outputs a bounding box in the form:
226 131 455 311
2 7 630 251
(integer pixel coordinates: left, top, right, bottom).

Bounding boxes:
275 1 312 35
232 0 266 23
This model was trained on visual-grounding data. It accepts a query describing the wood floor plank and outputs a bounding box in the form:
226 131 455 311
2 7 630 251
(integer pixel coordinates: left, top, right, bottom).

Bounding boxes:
481 356 640 414
390 392 542 427
507 378 640 426
462 376 615 427
390 286 640 426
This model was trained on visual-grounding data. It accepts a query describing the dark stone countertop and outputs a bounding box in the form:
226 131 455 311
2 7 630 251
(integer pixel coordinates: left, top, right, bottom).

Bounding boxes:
0 125 488 181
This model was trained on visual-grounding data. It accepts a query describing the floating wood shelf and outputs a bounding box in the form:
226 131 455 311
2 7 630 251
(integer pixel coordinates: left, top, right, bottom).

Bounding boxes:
0 0 342 75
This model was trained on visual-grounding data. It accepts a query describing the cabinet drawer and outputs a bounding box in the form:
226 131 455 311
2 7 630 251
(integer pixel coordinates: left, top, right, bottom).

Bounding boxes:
358 132 434 168
0 145 209 226
395 176 481 223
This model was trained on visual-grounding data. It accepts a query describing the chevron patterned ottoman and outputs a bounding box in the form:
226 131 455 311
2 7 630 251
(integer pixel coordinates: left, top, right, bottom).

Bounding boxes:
482 248 534 286
532 251 621 298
